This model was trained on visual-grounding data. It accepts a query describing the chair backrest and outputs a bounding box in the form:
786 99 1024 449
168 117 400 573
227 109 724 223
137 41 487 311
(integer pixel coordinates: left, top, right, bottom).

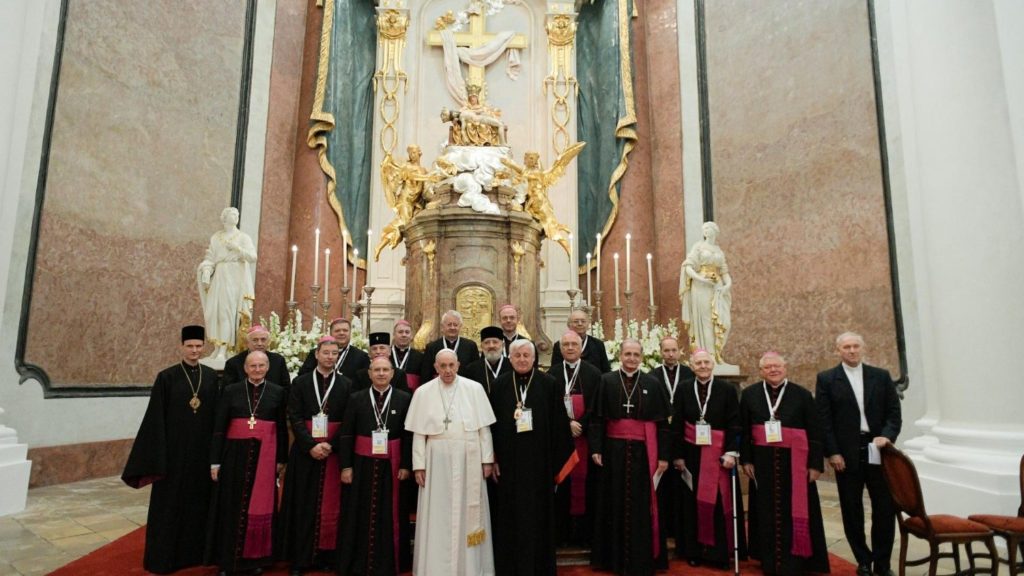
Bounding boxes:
881 444 928 521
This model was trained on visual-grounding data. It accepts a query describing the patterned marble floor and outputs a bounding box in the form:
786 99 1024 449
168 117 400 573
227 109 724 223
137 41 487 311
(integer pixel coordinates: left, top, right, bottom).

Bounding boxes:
0 477 977 575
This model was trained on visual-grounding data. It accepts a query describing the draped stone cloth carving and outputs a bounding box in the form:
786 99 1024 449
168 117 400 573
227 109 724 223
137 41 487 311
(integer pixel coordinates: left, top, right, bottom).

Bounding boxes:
441 30 521 105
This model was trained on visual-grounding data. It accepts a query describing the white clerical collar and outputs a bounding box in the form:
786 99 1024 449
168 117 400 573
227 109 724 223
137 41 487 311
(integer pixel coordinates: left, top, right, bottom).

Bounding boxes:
663 363 678 371
696 377 713 385
621 368 639 378
565 360 579 369
315 367 333 378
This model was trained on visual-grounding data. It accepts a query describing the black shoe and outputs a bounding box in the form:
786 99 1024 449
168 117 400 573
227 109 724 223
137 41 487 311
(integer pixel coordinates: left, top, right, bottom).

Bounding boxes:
875 569 896 576
856 563 873 576
688 558 702 567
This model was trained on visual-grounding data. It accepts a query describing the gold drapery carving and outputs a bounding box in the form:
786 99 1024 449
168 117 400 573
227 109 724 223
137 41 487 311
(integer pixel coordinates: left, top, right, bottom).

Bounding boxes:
374 9 409 156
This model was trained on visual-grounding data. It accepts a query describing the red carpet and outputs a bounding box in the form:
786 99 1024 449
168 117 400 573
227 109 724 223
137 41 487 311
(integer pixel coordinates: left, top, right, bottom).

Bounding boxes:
49 526 857 575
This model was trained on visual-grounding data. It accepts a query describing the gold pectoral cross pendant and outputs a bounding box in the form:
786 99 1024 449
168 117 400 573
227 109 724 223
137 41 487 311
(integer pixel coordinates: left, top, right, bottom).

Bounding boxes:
189 395 201 413
248 416 257 430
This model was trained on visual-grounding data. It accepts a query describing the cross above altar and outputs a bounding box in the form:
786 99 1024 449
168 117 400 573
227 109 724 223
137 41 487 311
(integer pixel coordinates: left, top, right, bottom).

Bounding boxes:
427 11 528 88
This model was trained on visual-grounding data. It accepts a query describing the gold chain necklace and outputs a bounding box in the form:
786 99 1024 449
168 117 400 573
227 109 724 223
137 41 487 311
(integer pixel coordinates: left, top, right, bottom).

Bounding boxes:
180 362 203 413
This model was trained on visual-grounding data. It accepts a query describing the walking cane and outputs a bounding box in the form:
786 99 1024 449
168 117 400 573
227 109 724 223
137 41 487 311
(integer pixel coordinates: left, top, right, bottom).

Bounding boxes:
731 463 740 576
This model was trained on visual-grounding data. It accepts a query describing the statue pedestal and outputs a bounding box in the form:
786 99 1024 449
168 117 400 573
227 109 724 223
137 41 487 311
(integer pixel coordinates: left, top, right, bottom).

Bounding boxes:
0 417 31 516
404 202 546 351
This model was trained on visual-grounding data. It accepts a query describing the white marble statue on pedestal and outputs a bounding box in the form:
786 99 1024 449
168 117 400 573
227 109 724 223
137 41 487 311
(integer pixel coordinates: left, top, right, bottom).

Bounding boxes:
196 207 256 363
679 221 739 374
0 406 31 516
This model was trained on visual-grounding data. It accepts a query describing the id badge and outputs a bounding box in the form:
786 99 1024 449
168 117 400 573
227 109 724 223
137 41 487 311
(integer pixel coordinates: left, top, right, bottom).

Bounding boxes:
764 419 783 443
564 395 574 419
516 408 534 433
312 414 328 439
372 430 389 455
695 422 713 445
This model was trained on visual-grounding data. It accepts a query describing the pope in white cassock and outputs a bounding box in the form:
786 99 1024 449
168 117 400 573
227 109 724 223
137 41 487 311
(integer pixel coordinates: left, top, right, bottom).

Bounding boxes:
405 349 497 575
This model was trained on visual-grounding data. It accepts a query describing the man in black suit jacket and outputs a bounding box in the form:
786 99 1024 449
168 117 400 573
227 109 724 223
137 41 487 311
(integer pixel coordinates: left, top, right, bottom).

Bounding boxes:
420 310 479 382
550 309 611 373
223 325 292 390
298 318 370 378
816 332 902 576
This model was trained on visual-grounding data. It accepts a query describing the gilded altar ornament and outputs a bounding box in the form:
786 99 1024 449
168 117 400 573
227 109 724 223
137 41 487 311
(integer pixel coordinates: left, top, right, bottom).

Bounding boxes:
511 240 525 280
374 9 409 156
421 239 437 279
413 319 433 351
376 145 446 260
500 142 586 257
434 10 456 31
456 286 494 342
441 84 508 146
544 14 578 155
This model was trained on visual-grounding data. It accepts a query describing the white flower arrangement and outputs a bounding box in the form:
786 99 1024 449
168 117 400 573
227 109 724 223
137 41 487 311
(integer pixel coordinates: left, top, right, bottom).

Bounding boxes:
592 317 681 372
258 311 368 377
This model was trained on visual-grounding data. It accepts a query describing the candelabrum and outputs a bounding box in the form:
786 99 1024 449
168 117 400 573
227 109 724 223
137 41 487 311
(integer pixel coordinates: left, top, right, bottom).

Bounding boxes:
648 304 658 325
566 288 580 312
286 299 298 326
321 299 332 328
592 289 603 327
623 290 633 335
340 286 351 319
363 286 376 331
612 302 623 332
310 284 322 325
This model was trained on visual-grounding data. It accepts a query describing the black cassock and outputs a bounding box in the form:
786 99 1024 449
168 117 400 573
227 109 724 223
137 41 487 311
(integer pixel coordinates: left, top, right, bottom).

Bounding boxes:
549 359 603 546
589 370 672 576
459 356 511 396
352 366 410 393
652 363 694 560
337 386 413 576
420 337 480 382
280 370 352 570
550 335 612 374
298 345 371 378
122 362 219 574
222 349 292 392
740 381 830 575
205 380 288 573
670 377 747 565
390 347 424 390
489 370 575 576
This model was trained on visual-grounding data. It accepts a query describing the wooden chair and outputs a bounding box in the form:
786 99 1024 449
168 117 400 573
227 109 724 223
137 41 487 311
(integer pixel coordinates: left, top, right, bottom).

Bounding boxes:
969 454 1024 575
880 444 999 575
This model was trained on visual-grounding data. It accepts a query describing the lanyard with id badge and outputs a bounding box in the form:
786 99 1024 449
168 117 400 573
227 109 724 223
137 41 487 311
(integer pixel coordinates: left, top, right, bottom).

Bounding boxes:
762 380 788 443
694 378 714 445
312 371 337 439
370 387 393 455
514 371 535 433
563 362 580 419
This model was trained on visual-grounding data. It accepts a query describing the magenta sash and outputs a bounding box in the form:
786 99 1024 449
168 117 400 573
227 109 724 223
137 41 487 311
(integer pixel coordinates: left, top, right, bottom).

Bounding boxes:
683 422 734 550
355 435 403 571
606 418 661 557
226 418 277 559
569 394 589 516
751 424 812 557
304 421 342 550
406 373 421 392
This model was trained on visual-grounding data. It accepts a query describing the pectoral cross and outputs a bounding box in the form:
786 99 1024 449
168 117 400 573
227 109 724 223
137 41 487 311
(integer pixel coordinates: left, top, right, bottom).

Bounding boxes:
622 401 634 415
248 416 256 430
443 415 452 431
427 11 528 87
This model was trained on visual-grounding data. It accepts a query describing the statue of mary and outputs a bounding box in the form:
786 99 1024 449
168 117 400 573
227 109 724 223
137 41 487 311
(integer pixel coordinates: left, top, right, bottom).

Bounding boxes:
679 221 738 374
197 207 256 361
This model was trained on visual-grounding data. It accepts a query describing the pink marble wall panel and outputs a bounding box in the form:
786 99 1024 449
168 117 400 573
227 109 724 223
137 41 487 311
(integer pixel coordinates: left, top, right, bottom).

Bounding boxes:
252 0 310 323
28 440 134 488
24 1 247 386
704 0 899 387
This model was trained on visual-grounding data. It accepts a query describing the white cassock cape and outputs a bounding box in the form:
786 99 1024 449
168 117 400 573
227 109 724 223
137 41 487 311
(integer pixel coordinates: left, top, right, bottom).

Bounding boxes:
405 376 497 576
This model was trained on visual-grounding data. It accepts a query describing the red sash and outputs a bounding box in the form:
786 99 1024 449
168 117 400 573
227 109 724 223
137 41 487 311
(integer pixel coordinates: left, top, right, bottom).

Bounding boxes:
683 422 734 550
569 394 589 516
355 435 403 570
304 421 342 550
605 418 661 557
405 373 421 392
226 418 277 559
751 424 812 557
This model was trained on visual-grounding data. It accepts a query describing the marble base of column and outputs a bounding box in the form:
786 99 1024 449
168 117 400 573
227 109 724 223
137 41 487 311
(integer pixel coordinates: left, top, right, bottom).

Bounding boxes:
0 424 31 516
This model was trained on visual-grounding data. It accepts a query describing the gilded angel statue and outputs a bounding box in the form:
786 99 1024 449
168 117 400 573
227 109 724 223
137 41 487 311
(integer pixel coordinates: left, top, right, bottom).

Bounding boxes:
500 142 586 256
375 145 443 261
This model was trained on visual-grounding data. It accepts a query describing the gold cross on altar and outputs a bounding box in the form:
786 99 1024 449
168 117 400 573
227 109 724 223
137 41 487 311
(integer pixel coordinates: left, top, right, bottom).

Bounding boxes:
427 11 528 88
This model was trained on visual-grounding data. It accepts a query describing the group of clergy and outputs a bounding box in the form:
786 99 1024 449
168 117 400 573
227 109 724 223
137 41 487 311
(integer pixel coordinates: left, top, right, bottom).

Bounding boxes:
122 308 902 576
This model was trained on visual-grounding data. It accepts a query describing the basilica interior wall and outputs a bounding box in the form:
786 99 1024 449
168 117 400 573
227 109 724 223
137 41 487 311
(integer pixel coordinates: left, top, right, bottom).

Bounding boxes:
696 0 901 388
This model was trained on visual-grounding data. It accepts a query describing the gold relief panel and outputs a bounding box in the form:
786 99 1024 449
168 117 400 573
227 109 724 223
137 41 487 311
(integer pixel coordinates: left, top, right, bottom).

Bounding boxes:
456 285 494 342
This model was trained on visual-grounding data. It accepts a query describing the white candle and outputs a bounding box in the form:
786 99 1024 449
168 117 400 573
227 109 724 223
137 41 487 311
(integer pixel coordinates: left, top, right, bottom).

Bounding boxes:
313 228 321 284
352 248 360 304
324 248 331 301
586 252 592 306
625 233 632 292
366 229 372 281
613 253 620 307
596 233 602 291
568 233 574 290
289 245 298 302
342 233 348 286
646 253 654 306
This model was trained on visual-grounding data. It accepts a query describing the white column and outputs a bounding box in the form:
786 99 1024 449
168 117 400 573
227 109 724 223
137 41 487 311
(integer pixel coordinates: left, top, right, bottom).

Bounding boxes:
879 0 1024 516
0 407 31 516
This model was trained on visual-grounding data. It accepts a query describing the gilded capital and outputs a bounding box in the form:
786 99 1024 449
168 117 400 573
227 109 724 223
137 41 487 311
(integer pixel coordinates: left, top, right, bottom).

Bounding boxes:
377 9 409 40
